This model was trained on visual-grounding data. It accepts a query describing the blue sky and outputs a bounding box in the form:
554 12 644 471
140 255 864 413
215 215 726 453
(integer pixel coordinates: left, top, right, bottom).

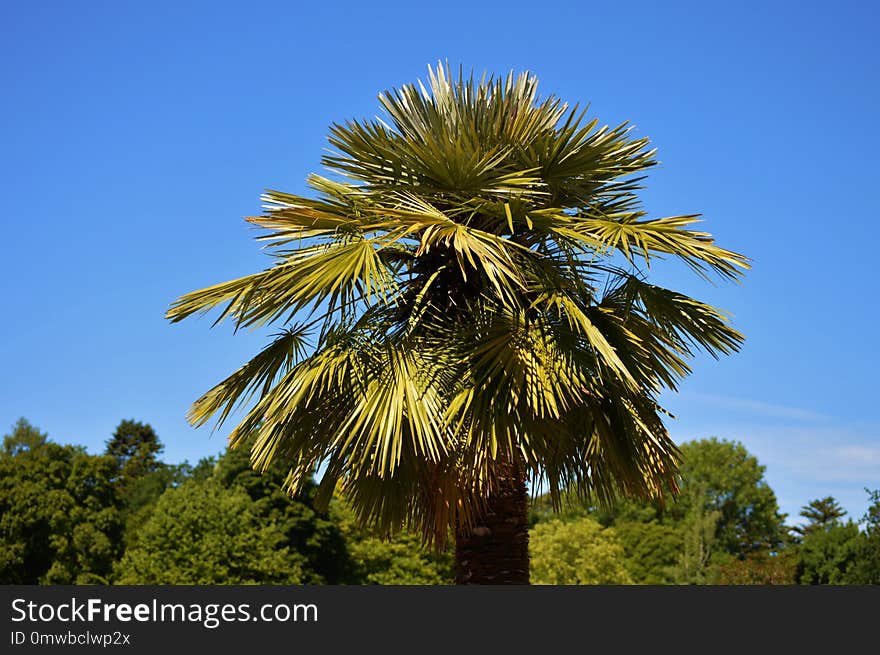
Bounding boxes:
2 0 878 526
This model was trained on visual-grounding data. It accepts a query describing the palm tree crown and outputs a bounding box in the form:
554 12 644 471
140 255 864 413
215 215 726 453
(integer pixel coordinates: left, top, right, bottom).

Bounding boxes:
167 63 748 547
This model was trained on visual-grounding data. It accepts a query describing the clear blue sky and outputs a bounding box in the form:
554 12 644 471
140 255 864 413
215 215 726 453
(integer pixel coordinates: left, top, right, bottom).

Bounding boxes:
2 0 878 526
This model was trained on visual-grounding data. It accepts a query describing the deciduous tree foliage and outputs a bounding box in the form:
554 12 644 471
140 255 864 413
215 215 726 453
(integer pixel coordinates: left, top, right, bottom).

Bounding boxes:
330 499 453 585
2 417 48 455
672 438 787 556
120 461 206 549
533 437 790 580
845 489 880 584
669 484 722 584
793 490 880 585
2 418 877 585
211 442 353 584
796 521 861 585
114 480 304 584
166 64 748 583
530 517 632 584
0 420 122 584
613 521 682 584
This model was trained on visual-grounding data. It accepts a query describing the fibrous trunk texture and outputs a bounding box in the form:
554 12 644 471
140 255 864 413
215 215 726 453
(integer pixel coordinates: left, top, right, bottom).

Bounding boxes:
454 461 530 584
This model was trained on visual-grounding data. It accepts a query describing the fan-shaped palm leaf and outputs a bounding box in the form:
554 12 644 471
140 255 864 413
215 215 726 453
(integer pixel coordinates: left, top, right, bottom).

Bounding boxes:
167 62 748 583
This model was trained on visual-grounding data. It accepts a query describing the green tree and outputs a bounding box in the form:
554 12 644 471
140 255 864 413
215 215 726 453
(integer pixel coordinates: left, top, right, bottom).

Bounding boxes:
792 496 847 538
345 534 453 585
669 484 722 584
120 461 207 548
796 521 861 585
591 497 666 528
613 521 682 584
841 489 880 585
331 499 453 584
104 420 204 549
530 488 681 584
105 419 164 494
530 517 632 585
211 443 353 584
673 438 787 557
2 417 48 455
115 479 303 584
167 64 747 583
0 422 122 584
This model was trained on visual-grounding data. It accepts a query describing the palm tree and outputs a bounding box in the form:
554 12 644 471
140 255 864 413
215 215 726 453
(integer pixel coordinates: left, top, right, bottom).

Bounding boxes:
166 64 748 584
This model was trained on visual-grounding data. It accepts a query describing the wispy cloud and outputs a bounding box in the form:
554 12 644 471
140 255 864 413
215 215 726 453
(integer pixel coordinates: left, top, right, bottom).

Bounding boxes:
666 418 880 523
837 445 880 468
672 422 880 484
671 391 832 422
777 435 880 484
654 389 879 521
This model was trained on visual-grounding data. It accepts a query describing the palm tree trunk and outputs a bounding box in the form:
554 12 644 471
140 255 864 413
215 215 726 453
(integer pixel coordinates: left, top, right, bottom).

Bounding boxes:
454 460 530 584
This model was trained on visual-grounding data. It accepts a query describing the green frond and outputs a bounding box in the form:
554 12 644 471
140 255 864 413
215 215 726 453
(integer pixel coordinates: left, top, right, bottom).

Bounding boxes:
531 291 639 389
166 237 398 329
610 274 745 357
569 213 750 281
187 326 309 429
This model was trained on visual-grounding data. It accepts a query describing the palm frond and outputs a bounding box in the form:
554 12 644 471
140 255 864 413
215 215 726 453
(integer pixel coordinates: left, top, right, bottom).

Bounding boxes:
168 61 748 545
166 237 398 328
188 325 309 429
565 212 750 281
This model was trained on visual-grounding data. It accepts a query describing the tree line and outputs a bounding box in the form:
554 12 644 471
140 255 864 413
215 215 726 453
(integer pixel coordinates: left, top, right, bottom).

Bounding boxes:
1 418 877 585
